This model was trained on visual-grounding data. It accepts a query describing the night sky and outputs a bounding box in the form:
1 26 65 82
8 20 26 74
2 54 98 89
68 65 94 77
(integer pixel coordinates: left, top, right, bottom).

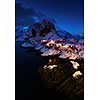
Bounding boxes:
16 0 84 34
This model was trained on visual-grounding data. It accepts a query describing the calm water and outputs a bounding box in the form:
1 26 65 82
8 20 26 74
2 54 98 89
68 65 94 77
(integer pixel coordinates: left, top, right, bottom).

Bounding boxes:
16 42 57 100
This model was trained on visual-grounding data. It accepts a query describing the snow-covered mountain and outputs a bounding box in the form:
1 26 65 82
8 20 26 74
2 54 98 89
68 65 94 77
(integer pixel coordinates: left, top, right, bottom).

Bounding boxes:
16 3 83 42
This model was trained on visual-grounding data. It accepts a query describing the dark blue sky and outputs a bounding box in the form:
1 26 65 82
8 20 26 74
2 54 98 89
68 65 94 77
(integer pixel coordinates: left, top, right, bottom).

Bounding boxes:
16 0 84 34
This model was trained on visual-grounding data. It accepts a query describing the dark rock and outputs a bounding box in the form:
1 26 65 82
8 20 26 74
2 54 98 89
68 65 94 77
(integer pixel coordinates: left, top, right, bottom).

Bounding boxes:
40 19 56 36
31 29 37 37
38 58 84 99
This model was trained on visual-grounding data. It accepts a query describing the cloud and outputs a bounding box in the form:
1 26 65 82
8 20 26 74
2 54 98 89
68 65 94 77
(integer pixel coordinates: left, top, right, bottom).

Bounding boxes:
15 3 36 17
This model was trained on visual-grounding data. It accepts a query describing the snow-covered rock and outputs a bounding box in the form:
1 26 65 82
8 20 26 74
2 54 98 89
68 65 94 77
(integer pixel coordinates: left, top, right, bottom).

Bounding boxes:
41 49 60 56
72 71 82 79
21 42 34 48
